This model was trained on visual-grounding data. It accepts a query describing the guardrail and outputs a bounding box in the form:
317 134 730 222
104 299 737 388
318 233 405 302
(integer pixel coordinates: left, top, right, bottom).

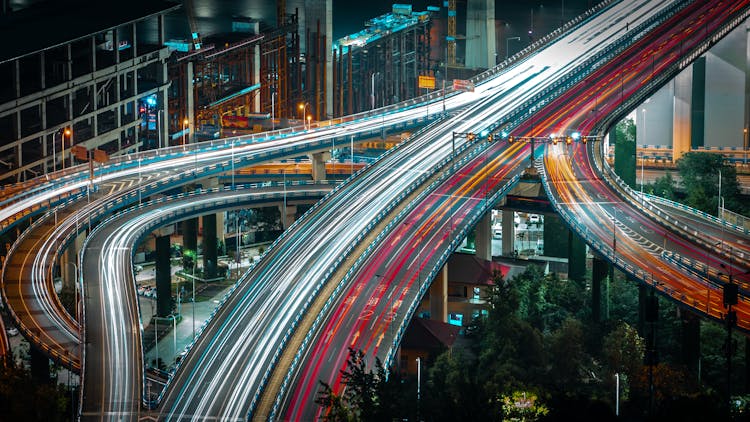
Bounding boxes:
77 181 334 409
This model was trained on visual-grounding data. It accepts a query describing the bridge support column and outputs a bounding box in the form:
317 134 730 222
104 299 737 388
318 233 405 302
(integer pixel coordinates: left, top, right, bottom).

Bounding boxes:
568 231 586 281
202 214 217 280
673 65 693 161
280 204 297 230
309 152 330 181
30 345 50 383
155 234 172 317
681 310 700 380
182 218 198 256
475 212 492 261
62 232 84 289
542 213 567 259
591 256 609 323
501 210 515 257
638 282 647 335
613 124 636 189
430 264 448 323
690 57 706 149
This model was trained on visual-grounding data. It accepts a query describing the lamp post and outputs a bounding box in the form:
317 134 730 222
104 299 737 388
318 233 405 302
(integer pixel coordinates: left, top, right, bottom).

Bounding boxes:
298 102 310 130
61 128 71 171
641 108 646 197
615 372 620 416
506 36 521 60
271 91 276 131
416 357 421 421
182 118 189 150
191 256 196 340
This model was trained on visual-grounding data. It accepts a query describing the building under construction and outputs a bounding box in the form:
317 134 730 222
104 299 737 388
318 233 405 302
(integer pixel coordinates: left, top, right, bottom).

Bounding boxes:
331 4 436 117
167 6 301 141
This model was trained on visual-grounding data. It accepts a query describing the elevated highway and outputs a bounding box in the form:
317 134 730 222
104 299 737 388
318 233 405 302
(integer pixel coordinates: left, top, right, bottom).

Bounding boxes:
1 0 749 421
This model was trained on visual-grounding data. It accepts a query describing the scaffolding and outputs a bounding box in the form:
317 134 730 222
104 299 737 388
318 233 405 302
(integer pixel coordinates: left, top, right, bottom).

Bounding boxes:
167 11 300 139
331 5 435 117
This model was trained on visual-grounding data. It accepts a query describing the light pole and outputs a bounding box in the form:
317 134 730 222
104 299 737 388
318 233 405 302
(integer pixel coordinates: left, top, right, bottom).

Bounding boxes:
61 128 71 170
182 118 189 150
271 91 276 131
506 36 520 60
192 256 196 340
641 108 646 197
416 357 421 421
615 372 620 416
298 102 310 130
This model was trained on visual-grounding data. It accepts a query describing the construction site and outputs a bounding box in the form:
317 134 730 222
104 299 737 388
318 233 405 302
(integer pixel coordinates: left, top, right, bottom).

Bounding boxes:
0 0 500 182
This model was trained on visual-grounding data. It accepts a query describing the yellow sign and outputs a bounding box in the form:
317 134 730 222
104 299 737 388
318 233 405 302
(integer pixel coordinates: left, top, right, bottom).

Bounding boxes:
418 75 436 89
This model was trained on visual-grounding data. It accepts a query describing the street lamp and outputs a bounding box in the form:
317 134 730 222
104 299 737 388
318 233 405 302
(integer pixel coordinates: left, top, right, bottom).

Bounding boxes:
416 357 421 421
182 118 189 150
641 108 646 197
298 102 310 130
506 36 521 60
60 127 72 170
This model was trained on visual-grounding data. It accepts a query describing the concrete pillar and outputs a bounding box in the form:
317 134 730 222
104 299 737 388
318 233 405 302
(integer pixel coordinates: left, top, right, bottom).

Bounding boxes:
280 204 297 230
568 230 586 281
155 234 172 317
474 212 492 261
466 0 496 69
680 310 700 378
704 26 745 149
591 256 609 323
253 45 261 113
430 264 448 323
182 218 198 255
309 151 330 181
690 56 706 148
638 282 647 335
30 345 50 383
62 232 85 288
186 62 195 145
613 124 636 189
501 210 515 257
202 214 217 279
673 66 693 161
542 213 568 259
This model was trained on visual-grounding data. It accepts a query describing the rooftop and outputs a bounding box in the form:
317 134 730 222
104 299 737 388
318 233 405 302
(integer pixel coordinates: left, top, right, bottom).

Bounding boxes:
0 0 181 63
333 3 433 54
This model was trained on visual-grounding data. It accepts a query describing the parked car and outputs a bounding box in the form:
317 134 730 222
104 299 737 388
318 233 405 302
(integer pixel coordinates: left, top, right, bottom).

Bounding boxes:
528 214 540 224
6 327 18 337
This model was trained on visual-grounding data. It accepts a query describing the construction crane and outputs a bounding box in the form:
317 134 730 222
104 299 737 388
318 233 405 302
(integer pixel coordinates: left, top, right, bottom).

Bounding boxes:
185 0 202 50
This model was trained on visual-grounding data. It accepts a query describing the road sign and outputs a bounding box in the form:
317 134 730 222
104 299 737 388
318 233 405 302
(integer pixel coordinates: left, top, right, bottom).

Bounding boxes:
452 79 475 92
418 75 436 89
92 149 109 163
71 145 88 162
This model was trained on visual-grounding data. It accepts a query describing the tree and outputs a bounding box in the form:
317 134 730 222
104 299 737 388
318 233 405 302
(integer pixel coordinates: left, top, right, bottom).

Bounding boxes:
315 348 405 421
645 171 676 200
500 390 550 421
676 152 742 215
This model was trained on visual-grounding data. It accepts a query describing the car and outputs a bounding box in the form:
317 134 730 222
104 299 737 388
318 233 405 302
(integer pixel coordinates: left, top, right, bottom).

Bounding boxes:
6 327 18 337
493 229 502 239
528 214 540 224
133 264 144 274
